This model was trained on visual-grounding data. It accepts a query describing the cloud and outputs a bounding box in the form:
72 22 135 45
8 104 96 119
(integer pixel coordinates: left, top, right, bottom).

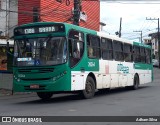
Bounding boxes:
100 2 160 41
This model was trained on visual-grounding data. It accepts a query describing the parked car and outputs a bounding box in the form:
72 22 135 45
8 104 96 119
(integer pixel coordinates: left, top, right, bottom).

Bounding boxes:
152 59 159 67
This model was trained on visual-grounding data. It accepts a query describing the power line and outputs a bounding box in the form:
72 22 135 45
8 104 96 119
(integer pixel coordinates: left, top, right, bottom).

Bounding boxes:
133 30 142 43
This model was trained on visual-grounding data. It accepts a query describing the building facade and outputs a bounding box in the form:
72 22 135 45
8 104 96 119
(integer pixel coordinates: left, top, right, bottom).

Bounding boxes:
149 32 160 59
0 0 18 38
18 0 100 31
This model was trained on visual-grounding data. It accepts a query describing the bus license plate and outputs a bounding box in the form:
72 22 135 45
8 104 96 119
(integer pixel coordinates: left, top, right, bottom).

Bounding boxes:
30 84 39 89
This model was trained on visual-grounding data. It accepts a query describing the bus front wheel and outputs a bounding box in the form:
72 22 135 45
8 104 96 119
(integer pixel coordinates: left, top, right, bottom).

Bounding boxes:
81 76 95 99
37 92 53 100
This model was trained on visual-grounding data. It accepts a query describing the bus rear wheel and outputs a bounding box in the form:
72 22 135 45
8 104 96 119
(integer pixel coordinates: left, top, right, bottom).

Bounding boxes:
37 92 53 100
81 76 95 99
132 75 139 90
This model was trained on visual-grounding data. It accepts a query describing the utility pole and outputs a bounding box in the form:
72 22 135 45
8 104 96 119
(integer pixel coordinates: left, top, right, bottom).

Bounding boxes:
73 0 81 26
119 17 122 37
115 17 122 37
133 30 142 43
146 17 160 68
5 0 8 38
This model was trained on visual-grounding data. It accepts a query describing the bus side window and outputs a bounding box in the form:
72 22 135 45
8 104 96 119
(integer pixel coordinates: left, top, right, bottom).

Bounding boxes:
140 47 146 63
113 41 124 61
87 35 100 58
68 29 84 68
133 45 140 63
145 48 151 64
123 43 132 62
101 38 113 60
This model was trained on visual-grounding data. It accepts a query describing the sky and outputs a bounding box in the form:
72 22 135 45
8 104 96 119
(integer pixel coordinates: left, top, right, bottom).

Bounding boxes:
100 1 160 42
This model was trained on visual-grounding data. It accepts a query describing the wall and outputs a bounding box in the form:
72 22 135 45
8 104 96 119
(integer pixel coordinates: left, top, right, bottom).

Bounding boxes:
0 39 14 90
18 0 40 25
0 73 13 90
9 0 18 37
18 0 100 31
0 0 18 37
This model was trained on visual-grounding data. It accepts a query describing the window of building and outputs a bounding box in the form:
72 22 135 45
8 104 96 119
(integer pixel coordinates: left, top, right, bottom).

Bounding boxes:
87 35 100 58
123 43 132 62
101 38 113 60
113 41 124 61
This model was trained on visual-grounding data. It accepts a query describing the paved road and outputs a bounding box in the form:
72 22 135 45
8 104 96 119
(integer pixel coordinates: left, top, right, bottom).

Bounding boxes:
0 68 160 125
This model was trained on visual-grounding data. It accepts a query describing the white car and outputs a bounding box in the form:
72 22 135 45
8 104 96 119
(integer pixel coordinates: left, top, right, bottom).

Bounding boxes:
152 59 159 67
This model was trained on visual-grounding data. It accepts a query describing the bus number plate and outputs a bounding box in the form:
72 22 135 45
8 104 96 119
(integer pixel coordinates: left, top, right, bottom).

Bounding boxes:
30 84 39 89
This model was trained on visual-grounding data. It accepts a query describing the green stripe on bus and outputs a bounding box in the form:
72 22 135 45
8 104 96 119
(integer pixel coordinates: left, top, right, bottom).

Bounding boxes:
134 63 153 70
133 42 151 49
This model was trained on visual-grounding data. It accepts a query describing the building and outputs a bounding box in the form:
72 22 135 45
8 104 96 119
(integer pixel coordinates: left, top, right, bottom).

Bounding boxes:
0 0 100 36
143 38 151 45
18 0 100 31
0 0 18 38
149 32 160 59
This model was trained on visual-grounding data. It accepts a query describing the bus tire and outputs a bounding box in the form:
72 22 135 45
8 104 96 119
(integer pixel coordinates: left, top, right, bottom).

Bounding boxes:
37 92 53 100
132 74 139 90
81 76 95 99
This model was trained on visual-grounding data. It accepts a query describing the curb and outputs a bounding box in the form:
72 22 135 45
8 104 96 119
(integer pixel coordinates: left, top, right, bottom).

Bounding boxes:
0 89 35 97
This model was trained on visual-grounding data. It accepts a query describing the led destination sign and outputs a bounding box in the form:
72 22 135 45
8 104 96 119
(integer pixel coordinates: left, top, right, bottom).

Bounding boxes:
14 24 65 36
24 26 56 34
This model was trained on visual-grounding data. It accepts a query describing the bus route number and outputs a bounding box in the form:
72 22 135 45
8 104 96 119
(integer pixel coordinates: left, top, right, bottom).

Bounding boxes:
24 28 35 34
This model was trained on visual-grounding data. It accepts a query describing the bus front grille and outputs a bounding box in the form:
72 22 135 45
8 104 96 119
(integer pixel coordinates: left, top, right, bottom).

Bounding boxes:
18 68 54 73
21 78 51 81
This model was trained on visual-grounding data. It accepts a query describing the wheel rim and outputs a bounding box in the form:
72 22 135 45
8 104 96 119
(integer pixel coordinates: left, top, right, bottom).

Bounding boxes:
134 76 139 88
86 81 93 95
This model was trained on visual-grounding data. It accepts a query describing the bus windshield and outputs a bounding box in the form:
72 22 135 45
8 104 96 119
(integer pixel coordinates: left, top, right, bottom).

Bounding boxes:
14 37 67 66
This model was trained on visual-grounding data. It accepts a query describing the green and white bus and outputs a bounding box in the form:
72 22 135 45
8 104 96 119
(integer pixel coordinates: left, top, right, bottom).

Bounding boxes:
13 22 153 100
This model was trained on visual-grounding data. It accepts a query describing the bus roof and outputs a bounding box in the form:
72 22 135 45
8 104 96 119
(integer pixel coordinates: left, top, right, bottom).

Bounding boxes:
97 32 151 49
97 32 133 44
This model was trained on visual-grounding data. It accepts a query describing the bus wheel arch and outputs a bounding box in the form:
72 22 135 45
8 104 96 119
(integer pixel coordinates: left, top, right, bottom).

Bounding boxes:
81 73 96 99
37 92 53 100
87 72 97 89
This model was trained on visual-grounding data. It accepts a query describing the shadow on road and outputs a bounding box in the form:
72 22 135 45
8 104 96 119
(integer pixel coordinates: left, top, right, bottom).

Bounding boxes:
15 85 151 105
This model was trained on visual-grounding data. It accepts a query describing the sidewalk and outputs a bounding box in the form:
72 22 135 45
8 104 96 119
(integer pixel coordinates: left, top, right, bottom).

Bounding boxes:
0 88 12 96
0 88 34 97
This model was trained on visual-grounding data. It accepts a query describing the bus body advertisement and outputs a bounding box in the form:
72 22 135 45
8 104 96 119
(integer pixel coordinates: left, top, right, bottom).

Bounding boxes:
13 22 153 100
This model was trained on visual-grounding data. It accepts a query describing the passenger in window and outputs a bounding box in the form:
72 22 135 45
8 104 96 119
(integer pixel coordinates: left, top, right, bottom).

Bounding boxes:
51 42 58 59
88 47 93 57
73 48 80 59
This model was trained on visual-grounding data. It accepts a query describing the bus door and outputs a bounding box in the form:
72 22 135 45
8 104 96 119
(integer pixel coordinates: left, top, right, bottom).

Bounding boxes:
68 30 85 90
101 38 112 88
110 40 124 88
121 43 133 87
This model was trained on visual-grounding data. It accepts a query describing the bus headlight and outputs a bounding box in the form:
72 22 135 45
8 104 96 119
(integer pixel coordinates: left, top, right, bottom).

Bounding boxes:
17 78 20 82
52 77 56 81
